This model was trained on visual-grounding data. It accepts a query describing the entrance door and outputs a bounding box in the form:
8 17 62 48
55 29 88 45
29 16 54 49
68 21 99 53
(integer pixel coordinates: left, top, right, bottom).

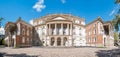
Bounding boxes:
51 37 55 46
57 37 61 46
63 37 67 46
104 38 106 46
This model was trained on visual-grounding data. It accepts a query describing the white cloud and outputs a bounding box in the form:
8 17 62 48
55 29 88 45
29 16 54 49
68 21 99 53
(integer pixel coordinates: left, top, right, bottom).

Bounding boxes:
109 5 120 16
33 0 46 12
109 9 115 16
29 20 33 25
61 0 66 4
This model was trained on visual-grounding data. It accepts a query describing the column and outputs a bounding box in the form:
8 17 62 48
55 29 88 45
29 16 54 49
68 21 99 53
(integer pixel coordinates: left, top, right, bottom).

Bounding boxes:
70 23 72 35
49 37 51 46
61 37 63 46
70 23 73 46
8 32 10 47
46 24 48 35
55 23 57 35
14 37 16 48
61 23 63 35
55 38 57 46
67 24 69 35
49 24 51 35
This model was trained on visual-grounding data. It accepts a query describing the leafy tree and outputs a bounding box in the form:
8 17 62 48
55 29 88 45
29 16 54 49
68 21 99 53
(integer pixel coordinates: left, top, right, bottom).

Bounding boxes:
114 32 119 42
112 15 120 31
115 0 120 4
112 0 120 31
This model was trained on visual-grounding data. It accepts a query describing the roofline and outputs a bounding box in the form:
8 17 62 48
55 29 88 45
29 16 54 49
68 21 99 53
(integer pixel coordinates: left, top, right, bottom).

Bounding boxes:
86 17 104 27
33 13 85 21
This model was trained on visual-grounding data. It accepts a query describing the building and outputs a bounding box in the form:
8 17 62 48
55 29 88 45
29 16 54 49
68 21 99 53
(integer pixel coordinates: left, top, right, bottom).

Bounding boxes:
5 14 114 47
86 17 114 47
5 18 33 47
32 14 86 47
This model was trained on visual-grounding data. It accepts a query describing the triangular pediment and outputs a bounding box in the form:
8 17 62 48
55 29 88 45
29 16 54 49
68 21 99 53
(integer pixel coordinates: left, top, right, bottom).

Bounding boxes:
52 17 66 20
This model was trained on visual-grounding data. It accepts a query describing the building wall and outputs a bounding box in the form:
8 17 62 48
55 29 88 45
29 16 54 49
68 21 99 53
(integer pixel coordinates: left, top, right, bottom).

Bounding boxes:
16 22 33 47
5 14 114 47
86 20 104 46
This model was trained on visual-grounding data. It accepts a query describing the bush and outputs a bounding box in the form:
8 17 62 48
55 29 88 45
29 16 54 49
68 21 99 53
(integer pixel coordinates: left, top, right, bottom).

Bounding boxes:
2 39 5 45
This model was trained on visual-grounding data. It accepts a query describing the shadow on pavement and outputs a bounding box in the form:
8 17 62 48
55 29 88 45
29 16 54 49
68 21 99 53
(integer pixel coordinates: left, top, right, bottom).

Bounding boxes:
96 49 120 57
0 52 38 57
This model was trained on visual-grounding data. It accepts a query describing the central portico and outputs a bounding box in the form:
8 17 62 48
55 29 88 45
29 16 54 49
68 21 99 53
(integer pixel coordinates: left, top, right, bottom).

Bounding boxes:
46 22 73 46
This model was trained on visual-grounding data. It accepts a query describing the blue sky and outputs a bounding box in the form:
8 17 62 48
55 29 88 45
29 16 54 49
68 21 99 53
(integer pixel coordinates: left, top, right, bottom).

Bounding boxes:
0 0 119 27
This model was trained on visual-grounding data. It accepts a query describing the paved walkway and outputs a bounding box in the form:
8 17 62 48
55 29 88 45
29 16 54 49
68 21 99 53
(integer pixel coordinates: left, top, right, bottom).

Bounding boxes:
0 46 119 57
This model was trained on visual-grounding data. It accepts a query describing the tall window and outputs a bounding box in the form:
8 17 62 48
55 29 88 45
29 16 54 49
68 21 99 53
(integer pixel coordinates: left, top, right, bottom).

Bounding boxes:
27 28 29 36
94 24 96 28
22 37 25 43
27 38 29 43
94 29 96 34
22 29 25 35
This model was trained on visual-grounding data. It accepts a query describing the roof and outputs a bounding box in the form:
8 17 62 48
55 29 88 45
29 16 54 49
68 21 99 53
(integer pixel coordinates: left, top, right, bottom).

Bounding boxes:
33 14 85 21
86 17 104 27
16 18 33 27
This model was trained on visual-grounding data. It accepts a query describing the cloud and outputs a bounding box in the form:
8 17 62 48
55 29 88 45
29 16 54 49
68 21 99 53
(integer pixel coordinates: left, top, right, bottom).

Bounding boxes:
29 20 33 25
109 5 120 16
33 0 46 12
109 9 115 16
61 0 66 4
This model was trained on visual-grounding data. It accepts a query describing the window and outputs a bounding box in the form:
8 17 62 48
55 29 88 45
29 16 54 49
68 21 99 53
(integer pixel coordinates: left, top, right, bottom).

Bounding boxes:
27 28 29 36
94 29 96 34
22 37 25 43
75 20 79 24
94 37 97 43
89 38 91 43
22 29 25 35
27 38 29 43
79 27 81 30
94 24 96 28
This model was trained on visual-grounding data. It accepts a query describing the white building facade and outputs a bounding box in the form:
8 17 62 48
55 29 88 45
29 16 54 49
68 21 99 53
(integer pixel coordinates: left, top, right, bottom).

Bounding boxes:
32 14 86 47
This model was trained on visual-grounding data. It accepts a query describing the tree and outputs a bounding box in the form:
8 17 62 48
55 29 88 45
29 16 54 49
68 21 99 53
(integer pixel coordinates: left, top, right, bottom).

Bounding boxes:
112 15 120 31
115 0 120 4
112 0 120 31
114 32 119 42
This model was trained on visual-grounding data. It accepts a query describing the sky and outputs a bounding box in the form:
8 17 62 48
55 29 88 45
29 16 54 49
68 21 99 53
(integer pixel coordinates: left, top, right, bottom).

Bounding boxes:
0 0 119 27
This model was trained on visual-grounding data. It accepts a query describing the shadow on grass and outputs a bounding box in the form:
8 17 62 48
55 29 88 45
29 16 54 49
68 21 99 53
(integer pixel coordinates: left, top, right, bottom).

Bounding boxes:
96 49 120 57
0 52 39 57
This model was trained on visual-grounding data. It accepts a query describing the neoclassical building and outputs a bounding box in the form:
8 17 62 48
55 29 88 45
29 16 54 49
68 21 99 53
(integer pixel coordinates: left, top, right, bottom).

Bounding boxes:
32 14 86 47
5 14 114 47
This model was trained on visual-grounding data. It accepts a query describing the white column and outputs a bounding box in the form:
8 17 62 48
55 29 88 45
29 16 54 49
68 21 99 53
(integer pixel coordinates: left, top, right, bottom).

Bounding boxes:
55 38 57 46
67 24 69 35
49 37 51 46
70 23 72 35
61 23 63 35
49 24 51 35
61 37 63 46
46 24 48 35
14 37 16 48
55 23 57 35
8 32 10 47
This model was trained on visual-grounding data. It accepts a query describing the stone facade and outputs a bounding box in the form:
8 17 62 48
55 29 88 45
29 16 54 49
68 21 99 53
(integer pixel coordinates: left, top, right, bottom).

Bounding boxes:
32 14 86 47
4 14 114 47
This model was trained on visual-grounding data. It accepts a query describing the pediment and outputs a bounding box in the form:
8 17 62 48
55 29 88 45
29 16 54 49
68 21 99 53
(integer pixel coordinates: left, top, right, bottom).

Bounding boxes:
52 17 66 20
